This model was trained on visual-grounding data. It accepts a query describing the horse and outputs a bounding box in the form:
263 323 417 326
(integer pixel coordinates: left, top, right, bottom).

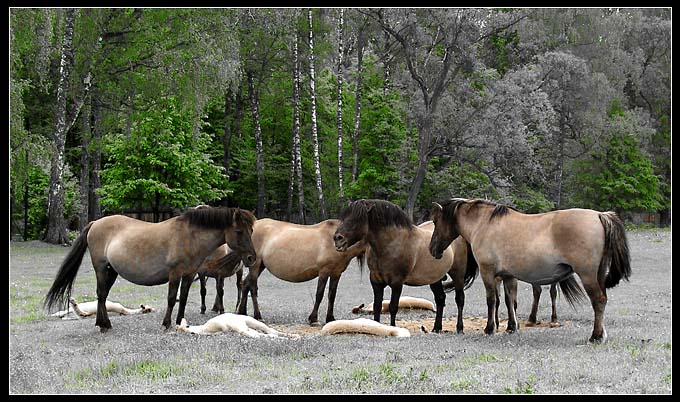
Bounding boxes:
195 244 244 315
320 318 411 337
351 296 436 314
237 218 367 326
332 199 477 333
44 206 257 332
50 297 155 320
176 314 299 339
429 198 631 343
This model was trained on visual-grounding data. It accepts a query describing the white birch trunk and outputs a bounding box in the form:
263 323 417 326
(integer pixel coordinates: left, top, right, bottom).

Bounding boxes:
336 9 345 202
247 72 266 217
308 9 326 220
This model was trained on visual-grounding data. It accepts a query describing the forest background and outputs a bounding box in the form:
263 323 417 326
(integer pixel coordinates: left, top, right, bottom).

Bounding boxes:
9 8 671 244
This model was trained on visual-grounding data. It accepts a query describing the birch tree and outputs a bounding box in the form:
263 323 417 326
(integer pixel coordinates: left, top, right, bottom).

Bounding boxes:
335 8 345 203
308 9 326 220
287 31 306 223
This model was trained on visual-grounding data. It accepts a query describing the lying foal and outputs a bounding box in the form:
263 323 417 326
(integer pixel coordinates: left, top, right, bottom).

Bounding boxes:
321 318 411 337
50 298 155 320
176 313 299 339
351 296 435 314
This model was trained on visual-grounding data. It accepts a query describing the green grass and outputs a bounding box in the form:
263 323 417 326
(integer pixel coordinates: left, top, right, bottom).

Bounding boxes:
450 377 477 391
66 359 184 390
504 374 536 394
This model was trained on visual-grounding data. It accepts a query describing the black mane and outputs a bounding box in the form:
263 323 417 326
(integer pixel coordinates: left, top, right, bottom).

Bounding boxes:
180 207 256 230
339 199 413 231
438 198 517 222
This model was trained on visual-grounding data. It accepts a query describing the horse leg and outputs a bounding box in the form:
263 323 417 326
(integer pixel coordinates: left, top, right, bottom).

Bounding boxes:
325 273 342 323
213 275 225 314
582 278 608 343
308 272 330 326
198 273 207 314
233 270 242 313
175 274 194 325
162 275 182 329
494 278 501 330
94 264 118 332
370 280 386 323
503 277 518 333
429 280 446 333
549 283 559 326
237 260 261 316
481 268 497 335
451 266 465 334
387 283 403 327
527 284 542 326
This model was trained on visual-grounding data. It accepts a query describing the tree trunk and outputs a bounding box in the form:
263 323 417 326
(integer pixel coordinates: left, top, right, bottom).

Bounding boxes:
553 123 566 209
404 114 433 220
288 34 304 222
336 8 345 204
351 26 366 183
222 87 234 180
78 92 91 231
90 94 102 221
45 9 77 244
308 9 326 220
247 71 266 217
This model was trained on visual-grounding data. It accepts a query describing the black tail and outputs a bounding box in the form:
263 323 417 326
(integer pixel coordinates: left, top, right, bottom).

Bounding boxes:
558 274 587 310
599 212 632 288
356 251 366 276
208 251 243 277
462 241 478 290
44 222 92 312
442 242 478 294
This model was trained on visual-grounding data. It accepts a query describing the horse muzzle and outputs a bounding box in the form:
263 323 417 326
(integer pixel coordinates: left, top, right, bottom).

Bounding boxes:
333 233 348 252
242 254 256 267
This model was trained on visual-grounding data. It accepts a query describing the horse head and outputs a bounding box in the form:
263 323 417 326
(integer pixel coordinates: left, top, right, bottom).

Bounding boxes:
429 199 465 259
224 208 257 267
334 199 372 252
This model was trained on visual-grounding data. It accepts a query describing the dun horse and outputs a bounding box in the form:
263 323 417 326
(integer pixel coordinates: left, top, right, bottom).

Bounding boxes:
237 218 367 326
429 198 631 343
333 199 477 333
196 244 244 315
44 207 257 332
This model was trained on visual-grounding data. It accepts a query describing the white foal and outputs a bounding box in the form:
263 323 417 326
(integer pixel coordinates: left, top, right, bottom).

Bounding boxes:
50 298 155 320
321 318 411 337
351 296 436 315
176 313 299 339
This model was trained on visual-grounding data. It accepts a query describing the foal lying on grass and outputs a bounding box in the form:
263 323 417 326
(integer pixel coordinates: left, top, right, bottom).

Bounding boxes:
176 313 299 339
351 296 436 314
50 298 155 320
321 318 411 337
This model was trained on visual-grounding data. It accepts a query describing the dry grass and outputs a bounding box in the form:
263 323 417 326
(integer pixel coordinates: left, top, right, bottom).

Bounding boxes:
9 229 672 394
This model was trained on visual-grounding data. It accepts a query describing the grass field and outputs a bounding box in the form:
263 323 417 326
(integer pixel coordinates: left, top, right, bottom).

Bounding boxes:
9 228 672 394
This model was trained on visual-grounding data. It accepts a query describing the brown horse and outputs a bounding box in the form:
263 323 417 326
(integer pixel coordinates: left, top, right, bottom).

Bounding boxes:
332 199 477 333
195 244 243 314
429 198 631 343
44 207 257 332
237 218 367 325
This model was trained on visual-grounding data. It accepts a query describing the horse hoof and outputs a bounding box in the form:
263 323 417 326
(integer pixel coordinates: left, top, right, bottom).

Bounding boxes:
99 326 110 333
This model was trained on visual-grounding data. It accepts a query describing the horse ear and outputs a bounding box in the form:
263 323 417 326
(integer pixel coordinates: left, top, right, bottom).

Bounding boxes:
432 202 443 213
364 200 375 212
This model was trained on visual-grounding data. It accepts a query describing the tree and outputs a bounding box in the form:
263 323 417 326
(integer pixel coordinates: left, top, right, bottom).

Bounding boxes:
308 9 327 220
97 97 228 220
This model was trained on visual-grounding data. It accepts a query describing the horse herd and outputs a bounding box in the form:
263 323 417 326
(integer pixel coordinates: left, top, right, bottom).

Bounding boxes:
44 198 631 344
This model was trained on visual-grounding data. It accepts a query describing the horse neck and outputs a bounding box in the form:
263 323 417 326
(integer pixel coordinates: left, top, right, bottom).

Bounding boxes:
457 204 492 242
366 225 412 258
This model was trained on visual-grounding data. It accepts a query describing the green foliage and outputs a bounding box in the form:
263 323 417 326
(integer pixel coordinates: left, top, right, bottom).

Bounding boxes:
419 160 499 217
345 87 408 203
98 97 229 212
572 123 664 212
511 185 555 213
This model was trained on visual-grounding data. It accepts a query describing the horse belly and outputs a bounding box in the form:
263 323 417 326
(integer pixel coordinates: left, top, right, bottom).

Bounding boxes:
110 262 169 286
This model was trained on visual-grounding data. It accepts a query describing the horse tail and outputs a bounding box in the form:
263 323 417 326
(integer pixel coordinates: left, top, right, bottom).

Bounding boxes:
462 241 478 290
599 211 632 288
356 251 366 276
558 274 587 309
207 251 243 277
44 222 93 312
